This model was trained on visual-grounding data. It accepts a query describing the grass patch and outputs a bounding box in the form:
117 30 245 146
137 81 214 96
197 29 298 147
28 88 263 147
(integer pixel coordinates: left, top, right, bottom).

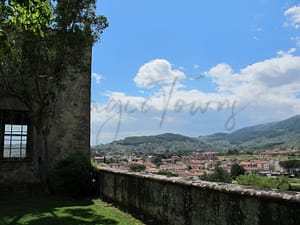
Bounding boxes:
0 195 144 225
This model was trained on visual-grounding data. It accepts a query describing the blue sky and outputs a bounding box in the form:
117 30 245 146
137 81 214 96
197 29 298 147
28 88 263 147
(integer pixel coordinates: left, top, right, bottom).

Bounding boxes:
91 0 300 145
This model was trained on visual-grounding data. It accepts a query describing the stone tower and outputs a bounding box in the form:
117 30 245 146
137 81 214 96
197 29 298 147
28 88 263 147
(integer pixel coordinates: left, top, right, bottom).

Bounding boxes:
0 35 91 190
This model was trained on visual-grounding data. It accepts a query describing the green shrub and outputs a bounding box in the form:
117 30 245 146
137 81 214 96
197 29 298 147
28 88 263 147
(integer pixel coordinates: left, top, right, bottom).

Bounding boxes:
230 163 245 179
200 166 232 183
129 163 146 172
236 174 290 190
54 152 98 197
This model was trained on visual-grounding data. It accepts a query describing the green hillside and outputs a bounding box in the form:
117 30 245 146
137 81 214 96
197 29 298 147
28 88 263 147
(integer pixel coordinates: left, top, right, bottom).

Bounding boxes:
92 115 300 155
93 133 210 156
199 115 300 151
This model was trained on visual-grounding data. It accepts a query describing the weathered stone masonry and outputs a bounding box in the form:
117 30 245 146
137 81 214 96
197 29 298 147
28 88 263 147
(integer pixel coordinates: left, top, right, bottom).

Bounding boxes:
99 168 300 225
0 48 91 189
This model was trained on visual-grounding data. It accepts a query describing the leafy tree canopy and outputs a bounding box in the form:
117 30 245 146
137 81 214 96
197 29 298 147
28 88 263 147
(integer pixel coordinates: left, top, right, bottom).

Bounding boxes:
279 160 300 169
1 0 108 60
1 0 53 34
230 163 245 179
200 166 232 183
129 163 146 172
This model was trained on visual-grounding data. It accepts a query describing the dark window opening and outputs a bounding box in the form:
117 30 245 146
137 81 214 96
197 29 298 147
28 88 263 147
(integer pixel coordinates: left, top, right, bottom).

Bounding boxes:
0 110 30 160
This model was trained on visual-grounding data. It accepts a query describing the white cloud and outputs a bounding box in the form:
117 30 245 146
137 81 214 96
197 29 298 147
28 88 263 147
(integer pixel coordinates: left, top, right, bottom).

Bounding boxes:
204 54 300 110
92 72 103 84
203 63 243 94
291 37 300 48
241 54 300 88
277 48 296 56
284 5 300 29
133 59 186 88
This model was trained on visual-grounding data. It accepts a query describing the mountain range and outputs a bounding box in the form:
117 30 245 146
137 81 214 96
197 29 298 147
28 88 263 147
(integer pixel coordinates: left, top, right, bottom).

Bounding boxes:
92 115 300 156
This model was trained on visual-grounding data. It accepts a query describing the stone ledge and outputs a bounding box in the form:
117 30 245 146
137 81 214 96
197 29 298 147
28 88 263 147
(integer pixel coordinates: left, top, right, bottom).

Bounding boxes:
98 167 300 203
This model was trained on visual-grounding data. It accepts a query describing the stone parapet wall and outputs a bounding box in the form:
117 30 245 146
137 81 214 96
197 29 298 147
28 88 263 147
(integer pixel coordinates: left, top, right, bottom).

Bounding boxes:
99 168 300 225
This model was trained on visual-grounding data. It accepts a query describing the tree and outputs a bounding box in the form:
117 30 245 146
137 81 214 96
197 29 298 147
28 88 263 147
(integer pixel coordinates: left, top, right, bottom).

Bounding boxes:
279 160 300 176
227 149 239 155
230 163 245 179
129 163 146 172
0 0 108 192
152 156 162 166
1 0 53 60
200 166 232 183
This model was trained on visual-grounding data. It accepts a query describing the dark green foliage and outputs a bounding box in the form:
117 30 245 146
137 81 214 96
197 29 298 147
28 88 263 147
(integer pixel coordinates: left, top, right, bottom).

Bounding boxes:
230 163 245 179
227 149 239 155
54 152 98 197
279 160 300 169
152 156 162 166
53 0 108 43
236 174 290 190
1 0 53 64
129 163 146 172
106 158 118 164
200 166 232 183
0 0 53 36
280 160 300 176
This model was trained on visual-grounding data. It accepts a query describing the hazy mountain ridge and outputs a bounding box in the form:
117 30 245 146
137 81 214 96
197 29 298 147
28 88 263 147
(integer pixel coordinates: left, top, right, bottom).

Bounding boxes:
198 115 300 150
92 115 300 155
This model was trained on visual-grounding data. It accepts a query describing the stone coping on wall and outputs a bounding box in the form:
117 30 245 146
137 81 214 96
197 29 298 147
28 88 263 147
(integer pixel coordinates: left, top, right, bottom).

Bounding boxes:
98 167 300 203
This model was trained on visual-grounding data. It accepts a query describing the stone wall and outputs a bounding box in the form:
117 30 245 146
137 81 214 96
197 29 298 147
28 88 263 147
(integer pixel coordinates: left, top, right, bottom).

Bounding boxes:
0 47 91 189
47 48 91 164
99 168 300 225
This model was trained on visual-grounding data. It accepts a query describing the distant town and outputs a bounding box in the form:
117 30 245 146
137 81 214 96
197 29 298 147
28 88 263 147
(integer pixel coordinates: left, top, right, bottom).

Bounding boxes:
93 149 300 179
